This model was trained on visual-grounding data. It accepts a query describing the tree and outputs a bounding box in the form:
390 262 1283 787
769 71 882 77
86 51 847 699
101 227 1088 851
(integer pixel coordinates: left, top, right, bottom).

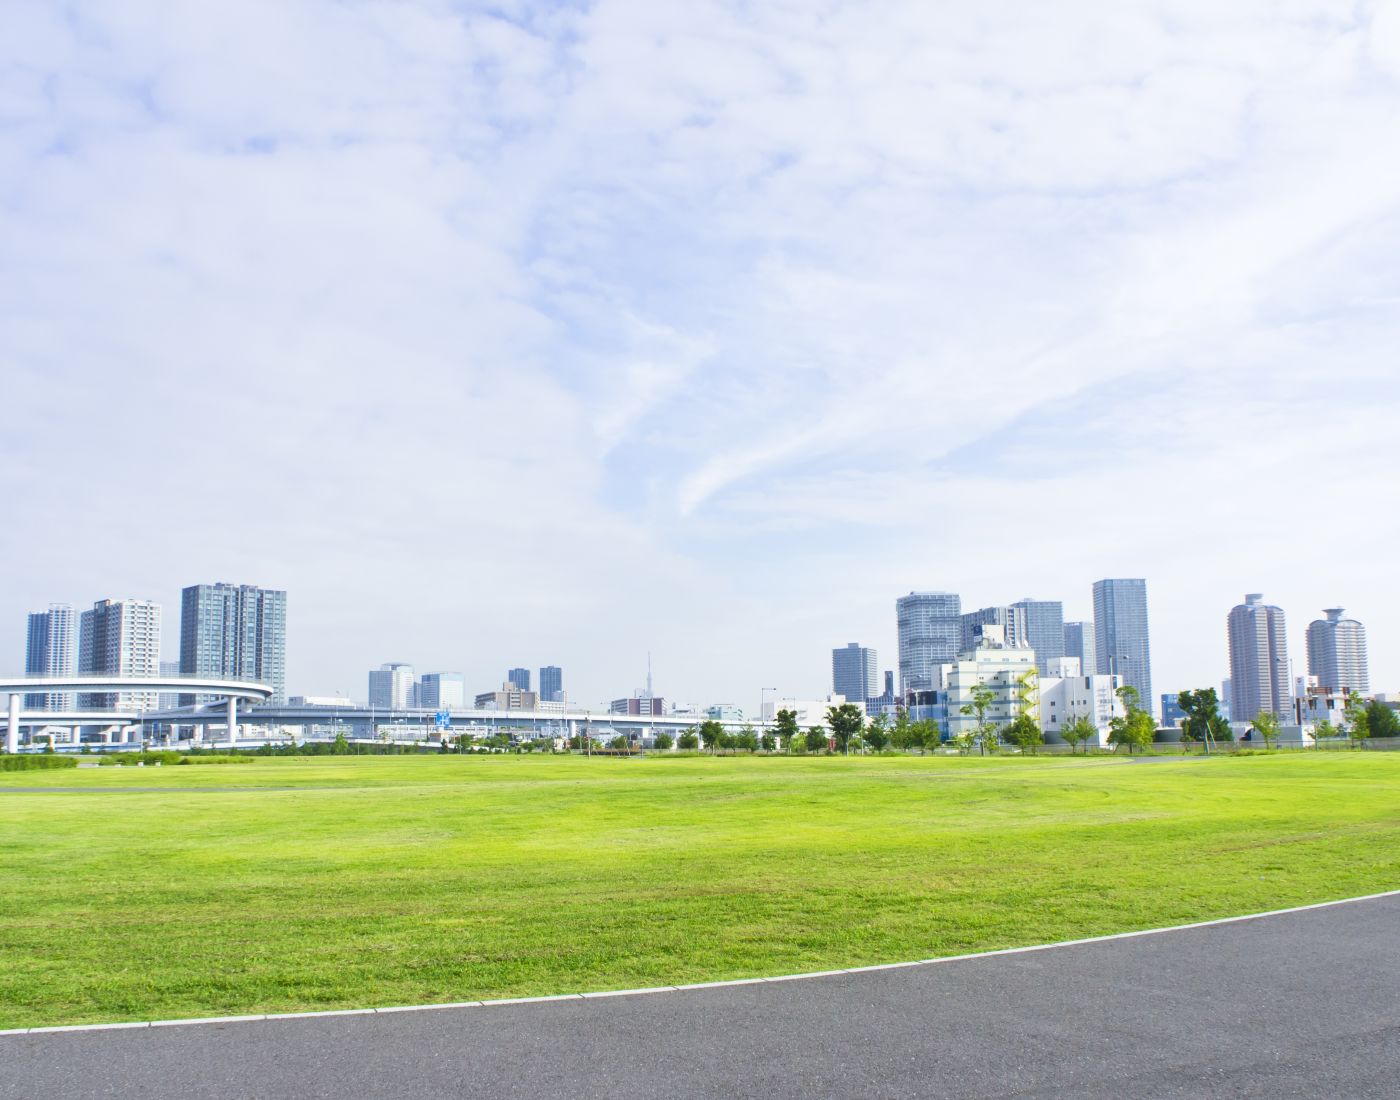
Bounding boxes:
1366 700 1400 740
890 707 914 752
1060 715 1097 755
678 730 699 750
826 703 865 755
951 730 977 755
1251 711 1281 750
1344 693 1370 749
331 732 351 755
1177 689 1230 752
775 708 800 753
910 718 942 753
864 713 891 753
960 683 998 756
1004 713 1043 754
698 719 725 752
1108 686 1154 755
717 729 736 751
760 731 776 752
1311 719 1337 749
736 726 759 752
610 734 630 751
805 725 827 753
653 732 673 751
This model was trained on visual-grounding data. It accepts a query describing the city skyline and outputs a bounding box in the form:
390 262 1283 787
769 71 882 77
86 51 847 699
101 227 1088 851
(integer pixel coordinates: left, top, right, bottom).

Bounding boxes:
3 4 1398 707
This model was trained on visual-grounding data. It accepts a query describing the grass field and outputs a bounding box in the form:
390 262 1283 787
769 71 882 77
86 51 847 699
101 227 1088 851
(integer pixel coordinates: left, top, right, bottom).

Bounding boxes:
3 751 1399 1028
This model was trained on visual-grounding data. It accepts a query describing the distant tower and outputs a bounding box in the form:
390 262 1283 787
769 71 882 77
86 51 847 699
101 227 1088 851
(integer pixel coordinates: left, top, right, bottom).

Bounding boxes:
25 604 77 710
1011 599 1065 676
180 583 287 704
960 606 1028 653
369 663 416 709
1092 579 1154 717
507 667 531 692
896 591 962 696
539 665 563 703
832 643 878 702
1227 594 1291 724
1306 608 1369 694
78 598 162 710
1062 621 1096 676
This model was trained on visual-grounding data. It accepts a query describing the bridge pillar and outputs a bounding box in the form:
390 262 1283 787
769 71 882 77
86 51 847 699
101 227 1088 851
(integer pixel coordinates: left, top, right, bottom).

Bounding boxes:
6 693 18 753
227 697 237 749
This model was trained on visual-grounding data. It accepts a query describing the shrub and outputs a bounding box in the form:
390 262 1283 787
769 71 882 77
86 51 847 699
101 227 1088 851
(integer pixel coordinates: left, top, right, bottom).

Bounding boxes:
0 755 79 772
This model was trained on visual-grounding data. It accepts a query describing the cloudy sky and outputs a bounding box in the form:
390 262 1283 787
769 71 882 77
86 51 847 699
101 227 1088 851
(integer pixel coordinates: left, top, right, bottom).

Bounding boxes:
3 1 1398 709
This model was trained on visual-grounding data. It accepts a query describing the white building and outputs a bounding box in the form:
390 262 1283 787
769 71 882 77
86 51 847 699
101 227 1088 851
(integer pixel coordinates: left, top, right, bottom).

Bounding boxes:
1038 657 1124 747
78 598 162 710
761 695 864 729
1306 608 1369 694
939 627 1039 741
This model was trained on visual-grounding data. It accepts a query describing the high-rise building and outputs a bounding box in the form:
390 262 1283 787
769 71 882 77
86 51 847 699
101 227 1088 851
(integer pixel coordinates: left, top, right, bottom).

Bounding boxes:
418 672 466 710
831 643 878 703
1160 694 1187 729
1306 608 1369 694
1012 599 1064 677
896 591 962 696
1227 594 1291 724
539 665 563 703
507 667 531 692
24 603 76 709
179 583 287 703
78 599 162 710
960 606 1028 653
369 663 416 710
1092 579 1153 717
1062 621 1096 676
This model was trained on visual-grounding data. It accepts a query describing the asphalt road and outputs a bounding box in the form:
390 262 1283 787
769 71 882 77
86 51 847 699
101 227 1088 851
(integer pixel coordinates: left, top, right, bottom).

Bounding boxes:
4 895 1399 1099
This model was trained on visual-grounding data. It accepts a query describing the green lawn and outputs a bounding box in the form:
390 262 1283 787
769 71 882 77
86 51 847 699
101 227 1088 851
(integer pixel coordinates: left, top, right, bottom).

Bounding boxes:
2 752 1398 1028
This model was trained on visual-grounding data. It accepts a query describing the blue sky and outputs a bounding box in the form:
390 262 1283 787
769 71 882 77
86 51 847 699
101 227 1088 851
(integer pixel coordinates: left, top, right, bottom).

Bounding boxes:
3 1 1399 708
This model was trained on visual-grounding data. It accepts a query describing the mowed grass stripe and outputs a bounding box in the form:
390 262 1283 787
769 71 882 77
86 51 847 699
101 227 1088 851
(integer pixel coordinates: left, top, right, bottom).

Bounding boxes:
2 753 1397 1028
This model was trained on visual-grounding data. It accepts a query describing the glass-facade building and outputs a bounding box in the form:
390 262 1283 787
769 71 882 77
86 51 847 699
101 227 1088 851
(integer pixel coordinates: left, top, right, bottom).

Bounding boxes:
507 667 531 692
1306 608 1369 694
896 591 962 696
831 642 878 703
179 583 287 704
539 665 563 703
1062 621 1096 676
25 603 77 710
1012 599 1065 676
960 606 1028 653
1092 579 1153 717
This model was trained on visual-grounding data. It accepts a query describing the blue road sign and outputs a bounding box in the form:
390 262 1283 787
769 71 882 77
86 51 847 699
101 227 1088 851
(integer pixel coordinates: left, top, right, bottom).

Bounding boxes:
435 710 451 729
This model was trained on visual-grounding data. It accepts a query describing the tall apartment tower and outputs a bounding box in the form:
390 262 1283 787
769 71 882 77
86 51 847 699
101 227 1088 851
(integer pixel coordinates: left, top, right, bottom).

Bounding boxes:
1306 608 1369 695
78 599 162 710
369 663 416 709
507 667 531 692
539 665 563 703
1062 621 1096 676
1092 579 1153 717
960 606 1028 653
831 643 878 703
1012 598 1065 676
1227 594 1291 724
896 591 962 696
25 603 77 710
179 583 287 703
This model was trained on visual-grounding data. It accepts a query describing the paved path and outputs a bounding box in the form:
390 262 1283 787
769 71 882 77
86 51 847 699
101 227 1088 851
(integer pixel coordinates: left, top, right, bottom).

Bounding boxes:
5 895 1399 1099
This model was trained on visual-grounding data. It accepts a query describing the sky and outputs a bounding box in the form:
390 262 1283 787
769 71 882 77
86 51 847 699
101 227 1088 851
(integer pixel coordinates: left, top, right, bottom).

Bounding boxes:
2 1 1399 711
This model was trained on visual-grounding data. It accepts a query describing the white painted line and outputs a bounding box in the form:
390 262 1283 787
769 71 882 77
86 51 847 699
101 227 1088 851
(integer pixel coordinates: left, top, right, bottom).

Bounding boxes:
26 1022 149 1034
580 986 678 999
375 1001 483 1013
5 887 1397 1037
149 1015 267 1028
